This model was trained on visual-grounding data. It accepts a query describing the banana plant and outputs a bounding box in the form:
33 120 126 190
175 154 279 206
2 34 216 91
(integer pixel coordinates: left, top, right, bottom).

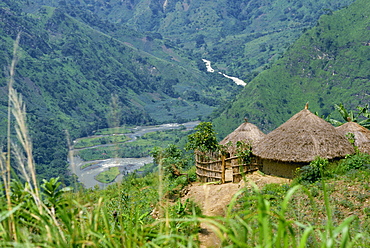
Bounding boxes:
328 103 370 128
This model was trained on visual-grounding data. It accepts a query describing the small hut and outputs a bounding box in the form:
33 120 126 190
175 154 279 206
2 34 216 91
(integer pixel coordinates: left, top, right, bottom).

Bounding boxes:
336 121 370 154
253 105 355 178
220 118 266 155
218 119 266 182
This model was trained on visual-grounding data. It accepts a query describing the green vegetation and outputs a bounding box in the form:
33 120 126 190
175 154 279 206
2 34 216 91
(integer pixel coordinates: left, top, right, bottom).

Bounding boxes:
2 71 370 246
30 0 355 77
296 157 330 184
185 122 219 152
2 157 370 247
74 135 129 149
328 103 370 127
94 126 133 135
334 153 370 174
230 154 370 247
95 167 120 184
2 0 367 183
80 162 99 170
2 1 370 246
0 0 237 183
151 144 193 179
75 128 193 161
234 176 369 246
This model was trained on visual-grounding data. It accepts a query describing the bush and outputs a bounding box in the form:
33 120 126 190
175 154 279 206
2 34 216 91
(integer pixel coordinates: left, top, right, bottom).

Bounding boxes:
334 153 370 174
296 157 329 184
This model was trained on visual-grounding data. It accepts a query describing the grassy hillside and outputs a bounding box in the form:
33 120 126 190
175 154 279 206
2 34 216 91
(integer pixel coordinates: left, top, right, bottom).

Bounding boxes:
213 0 370 138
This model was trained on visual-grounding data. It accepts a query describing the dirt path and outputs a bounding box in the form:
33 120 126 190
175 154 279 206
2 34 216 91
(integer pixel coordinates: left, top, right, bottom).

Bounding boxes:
182 171 291 248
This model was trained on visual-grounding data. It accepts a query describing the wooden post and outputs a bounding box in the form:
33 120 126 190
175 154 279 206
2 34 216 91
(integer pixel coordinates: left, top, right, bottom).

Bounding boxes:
221 155 225 184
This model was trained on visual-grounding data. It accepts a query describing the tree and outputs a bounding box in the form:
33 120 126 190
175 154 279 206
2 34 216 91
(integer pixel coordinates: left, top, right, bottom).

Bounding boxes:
151 144 186 178
185 122 219 152
107 94 122 128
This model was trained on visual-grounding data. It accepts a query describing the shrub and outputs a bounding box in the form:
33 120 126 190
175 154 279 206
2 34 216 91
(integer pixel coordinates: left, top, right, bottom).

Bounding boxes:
335 153 370 174
296 157 329 184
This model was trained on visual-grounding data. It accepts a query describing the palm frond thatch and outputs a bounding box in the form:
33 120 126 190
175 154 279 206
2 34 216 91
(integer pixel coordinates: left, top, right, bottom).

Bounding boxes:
253 109 355 162
336 121 370 154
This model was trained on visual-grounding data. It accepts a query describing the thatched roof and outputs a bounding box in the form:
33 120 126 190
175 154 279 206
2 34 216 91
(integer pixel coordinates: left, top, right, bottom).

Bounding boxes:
336 121 370 154
253 108 355 162
220 120 266 147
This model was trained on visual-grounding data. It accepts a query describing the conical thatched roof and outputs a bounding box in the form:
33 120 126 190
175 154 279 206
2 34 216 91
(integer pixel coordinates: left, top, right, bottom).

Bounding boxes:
220 120 266 146
336 121 370 154
253 108 355 162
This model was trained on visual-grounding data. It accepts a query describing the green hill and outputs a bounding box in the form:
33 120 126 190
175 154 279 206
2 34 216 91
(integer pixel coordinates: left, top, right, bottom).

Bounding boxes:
0 0 236 182
213 0 370 138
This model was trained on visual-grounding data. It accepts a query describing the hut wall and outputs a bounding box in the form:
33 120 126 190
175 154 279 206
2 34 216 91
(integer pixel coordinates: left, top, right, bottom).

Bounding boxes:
261 159 305 179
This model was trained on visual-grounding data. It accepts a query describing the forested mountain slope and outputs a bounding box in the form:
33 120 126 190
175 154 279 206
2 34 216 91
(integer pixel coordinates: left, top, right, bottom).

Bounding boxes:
213 0 370 139
28 0 355 79
0 0 234 183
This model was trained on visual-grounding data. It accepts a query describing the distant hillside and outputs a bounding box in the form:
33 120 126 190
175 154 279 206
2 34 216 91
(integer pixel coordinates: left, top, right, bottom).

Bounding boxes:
0 0 235 182
212 0 370 139
28 0 355 79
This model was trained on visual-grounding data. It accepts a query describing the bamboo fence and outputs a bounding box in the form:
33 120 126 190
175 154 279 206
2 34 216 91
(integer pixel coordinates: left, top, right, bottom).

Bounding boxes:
195 151 258 183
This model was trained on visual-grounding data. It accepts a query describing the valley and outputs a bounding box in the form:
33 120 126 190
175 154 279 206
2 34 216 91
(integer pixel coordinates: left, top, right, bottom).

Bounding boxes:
70 121 200 188
0 0 363 184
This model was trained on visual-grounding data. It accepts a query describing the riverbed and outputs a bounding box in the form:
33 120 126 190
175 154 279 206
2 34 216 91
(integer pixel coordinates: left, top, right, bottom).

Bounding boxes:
70 121 200 189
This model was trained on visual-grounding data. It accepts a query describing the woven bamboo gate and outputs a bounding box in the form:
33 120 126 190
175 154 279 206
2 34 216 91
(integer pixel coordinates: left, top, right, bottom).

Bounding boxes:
195 151 224 183
195 151 259 183
228 156 259 183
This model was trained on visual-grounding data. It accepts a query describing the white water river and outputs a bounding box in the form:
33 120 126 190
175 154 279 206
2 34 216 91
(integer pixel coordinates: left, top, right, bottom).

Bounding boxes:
202 59 246 86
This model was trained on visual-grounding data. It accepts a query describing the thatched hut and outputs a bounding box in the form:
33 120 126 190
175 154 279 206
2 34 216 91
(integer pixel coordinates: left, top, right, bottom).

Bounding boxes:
336 121 370 154
220 119 266 155
253 105 355 178
217 119 266 182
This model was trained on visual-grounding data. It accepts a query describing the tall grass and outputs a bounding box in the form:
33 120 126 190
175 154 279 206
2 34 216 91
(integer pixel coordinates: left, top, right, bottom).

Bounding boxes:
197 180 368 247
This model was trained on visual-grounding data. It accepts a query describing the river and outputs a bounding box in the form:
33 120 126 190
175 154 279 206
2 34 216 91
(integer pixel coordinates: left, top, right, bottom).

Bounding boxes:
69 121 200 189
202 59 246 86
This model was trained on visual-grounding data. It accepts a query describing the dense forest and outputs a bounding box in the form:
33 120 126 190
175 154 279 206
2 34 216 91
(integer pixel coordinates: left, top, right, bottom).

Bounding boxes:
26 0 356 77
